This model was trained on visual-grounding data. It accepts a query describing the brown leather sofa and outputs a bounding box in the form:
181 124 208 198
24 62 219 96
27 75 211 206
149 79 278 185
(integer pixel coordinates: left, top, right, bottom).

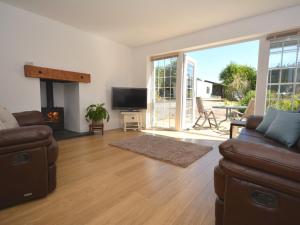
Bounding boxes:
214 115 300 225
0 111 58 209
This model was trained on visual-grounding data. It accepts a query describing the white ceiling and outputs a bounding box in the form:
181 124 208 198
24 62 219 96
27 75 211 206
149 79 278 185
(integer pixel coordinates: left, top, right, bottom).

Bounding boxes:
1 0 300 47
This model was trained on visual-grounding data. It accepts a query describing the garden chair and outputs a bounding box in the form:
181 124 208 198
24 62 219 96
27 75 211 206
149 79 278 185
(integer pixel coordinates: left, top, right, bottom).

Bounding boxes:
193 97 219 129
232 99 255 121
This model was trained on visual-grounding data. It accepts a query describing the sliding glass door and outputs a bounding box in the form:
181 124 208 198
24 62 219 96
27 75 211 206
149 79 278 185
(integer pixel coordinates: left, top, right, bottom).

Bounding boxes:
152 57 177 129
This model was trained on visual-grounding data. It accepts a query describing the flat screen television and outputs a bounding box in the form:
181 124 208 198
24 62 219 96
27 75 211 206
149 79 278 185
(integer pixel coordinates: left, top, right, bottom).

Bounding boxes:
112 87 147 110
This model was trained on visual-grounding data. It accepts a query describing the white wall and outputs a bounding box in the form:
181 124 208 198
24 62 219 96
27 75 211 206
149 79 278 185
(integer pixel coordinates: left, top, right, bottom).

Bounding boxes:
196 80 212 98
0 2 135 132
64 83 80 132
132 5 300 115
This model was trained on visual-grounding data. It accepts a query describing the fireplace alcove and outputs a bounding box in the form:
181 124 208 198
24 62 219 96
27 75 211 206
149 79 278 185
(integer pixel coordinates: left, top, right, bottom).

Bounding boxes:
25 65 91 140
40 79 89 140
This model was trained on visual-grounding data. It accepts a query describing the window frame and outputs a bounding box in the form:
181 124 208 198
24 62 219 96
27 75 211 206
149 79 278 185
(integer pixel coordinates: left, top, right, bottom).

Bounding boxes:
266 36 300 111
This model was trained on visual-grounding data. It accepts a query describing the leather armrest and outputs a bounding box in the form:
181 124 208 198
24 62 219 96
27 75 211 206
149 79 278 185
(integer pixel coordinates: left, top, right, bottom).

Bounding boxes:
245 115 263 130
219 139 300 183
214 166 226 199
0 125 52 153
13 111 45 127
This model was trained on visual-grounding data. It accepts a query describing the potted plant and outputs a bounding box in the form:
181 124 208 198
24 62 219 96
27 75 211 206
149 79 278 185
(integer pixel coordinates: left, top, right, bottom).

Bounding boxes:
85 103 110 126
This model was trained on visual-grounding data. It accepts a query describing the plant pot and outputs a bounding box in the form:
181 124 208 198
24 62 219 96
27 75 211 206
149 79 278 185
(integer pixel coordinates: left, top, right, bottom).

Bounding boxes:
92 120 103 126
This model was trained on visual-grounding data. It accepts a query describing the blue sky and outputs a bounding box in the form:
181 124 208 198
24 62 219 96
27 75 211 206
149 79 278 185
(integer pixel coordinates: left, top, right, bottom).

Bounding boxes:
186 40 259 83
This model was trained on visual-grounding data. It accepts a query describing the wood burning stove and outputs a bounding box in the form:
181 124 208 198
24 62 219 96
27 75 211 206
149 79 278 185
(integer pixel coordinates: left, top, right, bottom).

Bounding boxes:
41 80 64 131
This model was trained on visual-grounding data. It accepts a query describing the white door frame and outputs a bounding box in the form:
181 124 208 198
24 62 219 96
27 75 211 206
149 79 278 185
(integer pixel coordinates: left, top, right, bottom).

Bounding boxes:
181 55 197 130
149 53 197 131
150 56 180 130
175 53 184 130
255 37 270 115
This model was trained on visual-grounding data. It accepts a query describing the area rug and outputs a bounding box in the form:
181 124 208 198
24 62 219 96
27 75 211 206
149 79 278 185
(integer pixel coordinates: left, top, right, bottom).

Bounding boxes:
110 135 213 168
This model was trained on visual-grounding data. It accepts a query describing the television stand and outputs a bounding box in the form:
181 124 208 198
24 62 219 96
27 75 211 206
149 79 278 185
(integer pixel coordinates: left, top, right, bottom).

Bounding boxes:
120 109 140 112
121 111 143 131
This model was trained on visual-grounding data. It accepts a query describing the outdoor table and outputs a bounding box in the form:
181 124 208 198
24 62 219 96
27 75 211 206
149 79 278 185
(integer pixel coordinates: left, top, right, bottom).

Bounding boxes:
212 105 247 124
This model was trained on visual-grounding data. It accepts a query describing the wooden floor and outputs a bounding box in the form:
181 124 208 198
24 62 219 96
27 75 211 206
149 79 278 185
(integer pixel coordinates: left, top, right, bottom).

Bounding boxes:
0 129 225 225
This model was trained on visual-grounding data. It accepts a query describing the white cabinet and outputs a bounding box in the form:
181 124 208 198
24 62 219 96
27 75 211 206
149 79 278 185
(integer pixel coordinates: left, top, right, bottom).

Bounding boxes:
121 112 144 131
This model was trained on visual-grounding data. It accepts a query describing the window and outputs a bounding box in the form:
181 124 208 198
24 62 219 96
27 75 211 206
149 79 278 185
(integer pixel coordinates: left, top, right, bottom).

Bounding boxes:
206 86 210 94
266 36 300 111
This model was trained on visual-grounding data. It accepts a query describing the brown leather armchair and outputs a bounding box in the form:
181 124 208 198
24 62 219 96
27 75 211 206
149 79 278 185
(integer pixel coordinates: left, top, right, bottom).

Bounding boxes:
0 111 58 209
215 116 300 225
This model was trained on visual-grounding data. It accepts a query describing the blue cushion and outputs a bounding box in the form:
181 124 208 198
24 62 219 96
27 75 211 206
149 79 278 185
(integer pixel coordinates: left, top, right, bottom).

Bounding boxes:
265 111 300 147
256 108 279 133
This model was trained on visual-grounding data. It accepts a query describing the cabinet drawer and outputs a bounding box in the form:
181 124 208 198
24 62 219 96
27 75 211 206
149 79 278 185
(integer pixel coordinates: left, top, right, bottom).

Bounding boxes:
124 115 140 122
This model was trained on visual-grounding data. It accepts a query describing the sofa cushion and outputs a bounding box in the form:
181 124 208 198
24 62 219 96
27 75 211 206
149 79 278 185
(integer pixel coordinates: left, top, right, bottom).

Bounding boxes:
265 111 300 148
13 111 45 127
256 108 278 133
0 106 19 129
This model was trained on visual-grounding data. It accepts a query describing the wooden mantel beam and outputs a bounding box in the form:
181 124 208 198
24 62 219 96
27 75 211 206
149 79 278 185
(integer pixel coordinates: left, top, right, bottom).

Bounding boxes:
24 65 91 83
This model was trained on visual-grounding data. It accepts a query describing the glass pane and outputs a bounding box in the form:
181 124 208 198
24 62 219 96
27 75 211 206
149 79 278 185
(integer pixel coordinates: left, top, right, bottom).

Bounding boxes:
170 87 176 99
155 70 159 86
165 66 171 77
293 99 300 111
163 105 170 128
270 42 282 53
281 68 295 83
280 84 293 99
280 84 293 93
269 53 282 68
267 85 279 98
165 88 171 98
169 107 176 128
171 76 176 87
295 85 300 111
269 70 280 83
187 64 194 77
185 61 195 128
158 67 164 79
158 88 165 98
170 58 177 77
282 50 297 67
298 45 300 67
154 60 159 67
277 100 293 111
157 76 164 87
165 76 171 87
165 58 171 66
165 58 171 77
187 89 193 98
187 78 193 88
267 99 277 108
283 40 297 51
295 84 300 95
155 88 163 101
297 68 300 82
